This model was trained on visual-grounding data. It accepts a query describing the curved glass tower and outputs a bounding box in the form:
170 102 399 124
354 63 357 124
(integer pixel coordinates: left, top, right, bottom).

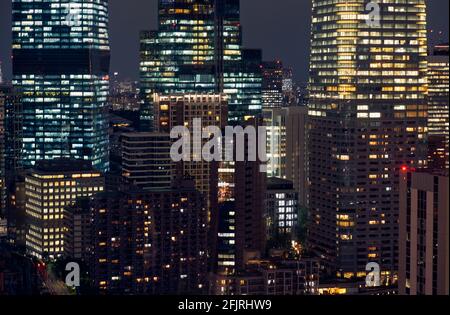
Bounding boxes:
12 0 110 172
308 0 428 282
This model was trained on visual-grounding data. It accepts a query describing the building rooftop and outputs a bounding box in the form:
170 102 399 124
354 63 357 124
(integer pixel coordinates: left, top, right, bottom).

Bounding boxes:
414 168 449 178
433 43 449 56
267 177 294 190
121 132 170 138
32 158 97 174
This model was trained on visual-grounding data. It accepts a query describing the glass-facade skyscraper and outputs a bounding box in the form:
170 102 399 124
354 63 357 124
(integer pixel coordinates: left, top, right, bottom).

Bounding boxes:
139 0 216 131
12 0 110 172
427 44 449 170
139 0 261 128
308 0 428 282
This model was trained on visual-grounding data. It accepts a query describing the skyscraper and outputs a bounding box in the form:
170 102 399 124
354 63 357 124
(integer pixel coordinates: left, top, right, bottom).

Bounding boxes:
91 178 208 294
140 0 262 127
0 84 21 227
282 68 293 95
139 0 216 131
223 49 263 123
25 159 104 259
213 118 266 274
214 0 264 121
265 178 299 243
427 43 449 170
0 84 22 177
12 0 110 172
261 61 284 109
153 93 227 212
263 106 308 207
399 169 449 295
121 132 173 191
308 0 428 281
264 108 287 179
0 89 5 219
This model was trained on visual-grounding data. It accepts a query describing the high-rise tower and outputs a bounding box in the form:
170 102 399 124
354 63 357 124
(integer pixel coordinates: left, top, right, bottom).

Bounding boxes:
308 0 428 282
139 0 216 131
427 43 449 170
12 0 110 172
139 0 262 128
261 61 284 109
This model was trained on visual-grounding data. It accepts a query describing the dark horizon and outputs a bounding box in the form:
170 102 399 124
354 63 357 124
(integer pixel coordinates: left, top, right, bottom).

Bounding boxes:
0 0 448 83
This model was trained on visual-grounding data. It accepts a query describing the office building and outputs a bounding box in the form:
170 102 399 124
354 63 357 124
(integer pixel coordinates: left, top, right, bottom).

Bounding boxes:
265 178 299 243
308 0 428 281
1 84 22 230
224 49 263 123
25 159 104 259
427 43 449 170
213 119 266 273
140 0 262 127
282 68 293 95
154 93 227 211
263 106 308 206
12 0 110 171
261 61 284 109
399 169 449 295
121 132 173 190
264 108 287 179
139 0 216 131
210 258 320 295
62 198 92 262
5 175 26 248
91 178 208 295
233 156 266 270
0 84 22 177
110 77 140 112
0 88 6 217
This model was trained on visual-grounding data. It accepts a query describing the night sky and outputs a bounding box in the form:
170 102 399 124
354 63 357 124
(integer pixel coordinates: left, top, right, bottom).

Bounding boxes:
0 0 448 82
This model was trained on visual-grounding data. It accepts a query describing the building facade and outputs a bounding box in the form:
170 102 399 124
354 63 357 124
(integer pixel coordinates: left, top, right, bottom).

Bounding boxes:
210 258 320 295
62 198 92 262
12 0 110 171
427 44 449 170
139 0 216 131
25 159 104 259
263 106 308 207
265 178 299 243
264 108 287 179
121 132 173 191
154 93 227 211
261 61 284 109
399 170 449 295
91 179 208 295
0 87 6 218
0 84 22 178
308 0 428 281
213 119 267 274
139 0 262 127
